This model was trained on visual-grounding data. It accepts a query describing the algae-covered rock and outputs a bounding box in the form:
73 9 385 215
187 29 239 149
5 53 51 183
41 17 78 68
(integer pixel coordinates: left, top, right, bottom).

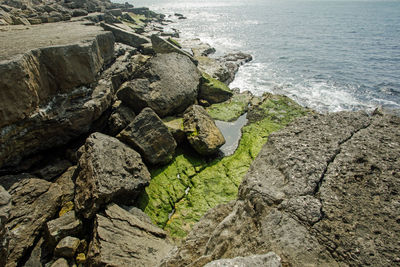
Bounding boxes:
183 105 225 156
151 34 197 65
139 95 309 239
199 72 233 104
163 116 186 144
206 91 253 122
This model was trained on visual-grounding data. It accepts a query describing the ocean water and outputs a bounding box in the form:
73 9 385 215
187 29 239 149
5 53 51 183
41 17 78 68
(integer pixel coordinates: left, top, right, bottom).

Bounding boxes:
119 0 400 113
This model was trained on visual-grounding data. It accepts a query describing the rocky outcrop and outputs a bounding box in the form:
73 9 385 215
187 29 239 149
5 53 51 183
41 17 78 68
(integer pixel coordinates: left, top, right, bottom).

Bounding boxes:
74 132 151 219
6 178 62 267
183 105 225 155
101 23 150 48
0 21 115 169
117 52 201 117
88 203 173 266
0 186 11 267
199 72 233 104
204 253 282 267
161 111 400 266
117 108 177 165
151 35 197 65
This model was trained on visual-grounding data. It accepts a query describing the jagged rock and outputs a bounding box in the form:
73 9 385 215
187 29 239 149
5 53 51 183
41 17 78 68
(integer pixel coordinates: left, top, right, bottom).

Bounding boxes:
50 258 68 267
117 53 201 117
45 211 82 246
163 111 400 266
0 21 115 168
117 108 177 165
199 72 233 104
163 116 186 144
6 179 62 267
32 159 72 181
180 38 216 57
54 236 80 258
71 9 88 17
0 173 38 191
54 166 77 205
151 34 197 65
204 252 282 267
0 186 11 267
0 9 13 24
100 23 150 48
106 101 136 136
23 237 52 267
88 203 173 266
74 132 151 219
183 105 225 155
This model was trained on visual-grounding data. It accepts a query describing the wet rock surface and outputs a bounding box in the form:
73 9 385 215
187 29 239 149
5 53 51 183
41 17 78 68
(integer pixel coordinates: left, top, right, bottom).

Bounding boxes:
74 132 151 219
162 111 400 266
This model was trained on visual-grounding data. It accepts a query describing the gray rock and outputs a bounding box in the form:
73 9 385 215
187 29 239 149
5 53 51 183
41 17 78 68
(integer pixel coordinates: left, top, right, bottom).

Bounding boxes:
74 132 151 219
88 203 173 266
0 185 11 267
183 105 225 155
6 179 62 267
50 258 68 267
163 116 186 144
101 23 150 48
204 252 281 267
54 236 80 258
54 166 77 205
162 111 400 266
71 9 88 17
23 237 51 267
106 101 136 136
117 53 201 117
180 38 216 57
117 108 177 165
45 211 82 246
32 159 72 181
151 34 197 65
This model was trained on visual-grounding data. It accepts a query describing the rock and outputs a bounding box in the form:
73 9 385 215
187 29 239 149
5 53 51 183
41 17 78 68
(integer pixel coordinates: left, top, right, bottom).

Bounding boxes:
199 72 233 104
6 179 62 267
206 91 253 122
71 9 88 17
0 186 11 267
180 38 216 57
88 203 173 266
45 211 82 246
117 53 201 117
100 22 150 48
54 166 77 205
0 173 38 191
204 252 282 267
163 116 186 144
27 18 41 24
0 9 13 24
0 21 115 168
106 101 136 136
117 108 177 165
50 258 68 267
183 105 225 155
11 16 30 25
151 34 197 65
163 111 400 266
74 132 151 219
23 237 52 267
54 236 80 258
32 159 72 181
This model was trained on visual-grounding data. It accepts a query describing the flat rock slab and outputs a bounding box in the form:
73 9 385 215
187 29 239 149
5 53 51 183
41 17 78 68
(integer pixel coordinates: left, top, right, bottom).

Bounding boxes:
88 203 173 266
0 21 110 61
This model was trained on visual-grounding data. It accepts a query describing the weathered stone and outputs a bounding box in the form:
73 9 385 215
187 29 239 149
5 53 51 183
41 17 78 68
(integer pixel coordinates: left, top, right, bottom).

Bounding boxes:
27 18 41 24
106 101 136 136
162 111 400 266
204 252 282 267
183 105 225 155
54 236 80 258
199 72 233 104
206 91 253 122
0 173 37 191
6 179 62 267
45 211 82 246
151 34 197 65
55 166 77 205
101 22 150 48
88 203 173 266
180 38 216 57
23 237 51 267
50 258 68 267
32 159 72 181
0 185 11 267
74 132 151 219
12 16 30 25
71 9 88 17
117 108 177 165
117 53 201 117
163 116 186 144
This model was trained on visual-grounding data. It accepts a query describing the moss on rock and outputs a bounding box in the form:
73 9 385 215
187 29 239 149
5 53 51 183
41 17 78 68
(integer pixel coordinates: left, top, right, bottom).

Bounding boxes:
138 94 309 239
199 72 233 104
206 91 253 122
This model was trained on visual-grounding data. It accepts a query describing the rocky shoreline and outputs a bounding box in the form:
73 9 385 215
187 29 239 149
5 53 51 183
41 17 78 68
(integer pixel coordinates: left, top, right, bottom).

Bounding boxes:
1 0 399 266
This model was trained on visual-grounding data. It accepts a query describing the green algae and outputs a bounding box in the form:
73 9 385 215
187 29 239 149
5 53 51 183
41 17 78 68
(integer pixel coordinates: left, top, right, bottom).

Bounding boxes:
167 38 182 48
199 72 232 104
138 94 309 239
206 92 253 122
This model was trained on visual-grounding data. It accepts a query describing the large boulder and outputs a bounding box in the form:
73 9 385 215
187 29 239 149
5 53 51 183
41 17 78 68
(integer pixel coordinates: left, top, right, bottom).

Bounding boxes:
183 105 225 155
0 186 11 267
117 53 201 117
199 72 233 104
74 132 151 219
151 34 197 65
117 108 177 165
6 179 62 267
88 203 173 266
161 111 400 266
100 23 150 48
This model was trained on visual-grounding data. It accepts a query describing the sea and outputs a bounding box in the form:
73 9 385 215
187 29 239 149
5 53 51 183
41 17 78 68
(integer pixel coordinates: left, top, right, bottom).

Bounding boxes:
116 0 400 113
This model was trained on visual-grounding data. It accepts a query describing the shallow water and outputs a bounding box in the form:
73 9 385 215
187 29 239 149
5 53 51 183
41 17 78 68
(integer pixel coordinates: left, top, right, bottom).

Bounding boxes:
215 113 248 156
119 0 400 113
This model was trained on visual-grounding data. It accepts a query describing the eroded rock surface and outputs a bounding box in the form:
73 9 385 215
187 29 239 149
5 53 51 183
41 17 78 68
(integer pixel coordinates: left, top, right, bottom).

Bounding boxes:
74 132 150 219
204 252 282 267
0 186 11 267
160 111 400 266
88 203 173 266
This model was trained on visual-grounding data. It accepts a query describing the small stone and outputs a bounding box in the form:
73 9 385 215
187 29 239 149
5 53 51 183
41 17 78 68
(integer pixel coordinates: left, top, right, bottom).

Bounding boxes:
46 211 82 245
55 236 80 258
50 258 69 267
